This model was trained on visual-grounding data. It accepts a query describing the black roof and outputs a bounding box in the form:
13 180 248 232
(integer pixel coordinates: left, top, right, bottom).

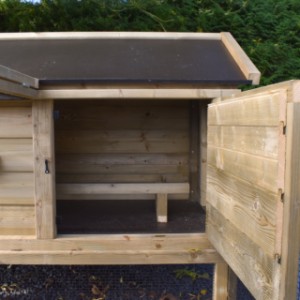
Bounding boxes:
0 38 250 85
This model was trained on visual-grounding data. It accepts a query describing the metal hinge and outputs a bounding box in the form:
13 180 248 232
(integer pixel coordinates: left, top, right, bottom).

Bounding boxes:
274 253 282 264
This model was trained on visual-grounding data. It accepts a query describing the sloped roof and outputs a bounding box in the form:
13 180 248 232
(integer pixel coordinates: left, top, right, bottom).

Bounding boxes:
0 32 260 86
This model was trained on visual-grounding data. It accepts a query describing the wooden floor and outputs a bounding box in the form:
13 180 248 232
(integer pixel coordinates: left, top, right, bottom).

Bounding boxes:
57 200 206 234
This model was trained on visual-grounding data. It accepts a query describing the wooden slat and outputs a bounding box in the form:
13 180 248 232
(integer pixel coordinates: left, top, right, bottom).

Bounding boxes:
39 88 240 100
0 205 35 235
279 103 300 299
56 153 189 166
208 126 279 159
0 64 39 89
200 104 208 206
33 100 56 239
56 173 188 184
0 138 33 176
0 31 221 40
189 101 200 201
0 107 32 138
0 78 38 99
213 263 228 300
208 90 286 126
0 233 222 265
207 165 277 256
207 205 273 300
0 173 34 205
221 32 261 85
207 147 280 193
156 193 168 223
57 183 190 195
57 194 188 201
56 130 189 154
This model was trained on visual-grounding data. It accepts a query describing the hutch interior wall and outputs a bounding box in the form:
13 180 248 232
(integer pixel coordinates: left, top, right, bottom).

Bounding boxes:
0 32 299 300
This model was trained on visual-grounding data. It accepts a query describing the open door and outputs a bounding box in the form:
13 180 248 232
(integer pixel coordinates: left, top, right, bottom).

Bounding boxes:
206 81 300 300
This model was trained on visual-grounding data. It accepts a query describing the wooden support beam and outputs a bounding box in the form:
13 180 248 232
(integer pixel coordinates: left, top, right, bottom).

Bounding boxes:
38 89 240 100
57 183 190 195
32 100 56 239
0 64 39 89
0 233 222 265
279 102 300 299
221 32 261 85
0 32 221 40
0 78 38 99
156 193 168 223
213 262 228 300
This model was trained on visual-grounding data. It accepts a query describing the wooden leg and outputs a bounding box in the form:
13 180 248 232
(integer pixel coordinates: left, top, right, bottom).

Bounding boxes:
156 193 168 223
227 267 237 300
213 262 228 300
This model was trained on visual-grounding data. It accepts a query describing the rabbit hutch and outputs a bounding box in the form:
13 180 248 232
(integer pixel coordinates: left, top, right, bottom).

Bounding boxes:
0 32 299 300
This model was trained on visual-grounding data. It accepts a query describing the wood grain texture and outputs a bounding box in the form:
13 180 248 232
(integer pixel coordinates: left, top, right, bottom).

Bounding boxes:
279 103 300 300
213 262 228 300
33 100 56 239
207 85 289 300
0 205 35 235
200 104 208 206
207 205 273 300
208 90 286 126
55 101 190 188
0 107 32 138
220 32 261 85
0 233 222 265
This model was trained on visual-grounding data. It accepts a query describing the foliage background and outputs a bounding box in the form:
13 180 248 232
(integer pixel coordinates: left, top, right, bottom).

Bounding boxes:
0 0 299 86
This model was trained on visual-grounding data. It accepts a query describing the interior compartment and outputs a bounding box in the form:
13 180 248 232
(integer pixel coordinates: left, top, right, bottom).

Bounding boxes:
55 99 209 234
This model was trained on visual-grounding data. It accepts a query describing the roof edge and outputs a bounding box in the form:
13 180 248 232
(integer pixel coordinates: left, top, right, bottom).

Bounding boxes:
221 32 261 85
0 31 221 40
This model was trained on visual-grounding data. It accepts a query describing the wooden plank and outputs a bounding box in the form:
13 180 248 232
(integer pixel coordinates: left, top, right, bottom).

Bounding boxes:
207 165 278 256
56 130 189 154
56 162 188 176
208 90 287 126
200 103 208 206
156 193 168 223
0 139 33 178
221 32 261 85
207 205 273 300
0 205 35 235
213 262 228 300
279 103 300 300
57 183 190 195
39 88 240 100
207 147 281 193
0 32 221 40
57 194 188 201
56 173 189 184
0 78 38 99
55 103 189 130
0 173 34 205
0 233 222 265
0 64 39 89
32 100 56 239
227 268 237 300
208 126 279 159
0 107 32 138
189 101 200 201
56 153 189 166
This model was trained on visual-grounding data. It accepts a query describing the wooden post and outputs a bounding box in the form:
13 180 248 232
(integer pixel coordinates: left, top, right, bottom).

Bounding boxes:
227 267 237 300
33 100 56 239
199 102 208 206
189 100 200 202
279 102 300 299
213 262 228 300
156 193 168 223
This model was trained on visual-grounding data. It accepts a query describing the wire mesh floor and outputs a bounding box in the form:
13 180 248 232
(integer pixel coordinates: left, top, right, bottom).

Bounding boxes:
0 264 258 300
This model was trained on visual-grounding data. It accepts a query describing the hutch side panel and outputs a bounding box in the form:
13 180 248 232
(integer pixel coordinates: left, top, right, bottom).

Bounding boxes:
0 102 35 235
207 88 287 299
